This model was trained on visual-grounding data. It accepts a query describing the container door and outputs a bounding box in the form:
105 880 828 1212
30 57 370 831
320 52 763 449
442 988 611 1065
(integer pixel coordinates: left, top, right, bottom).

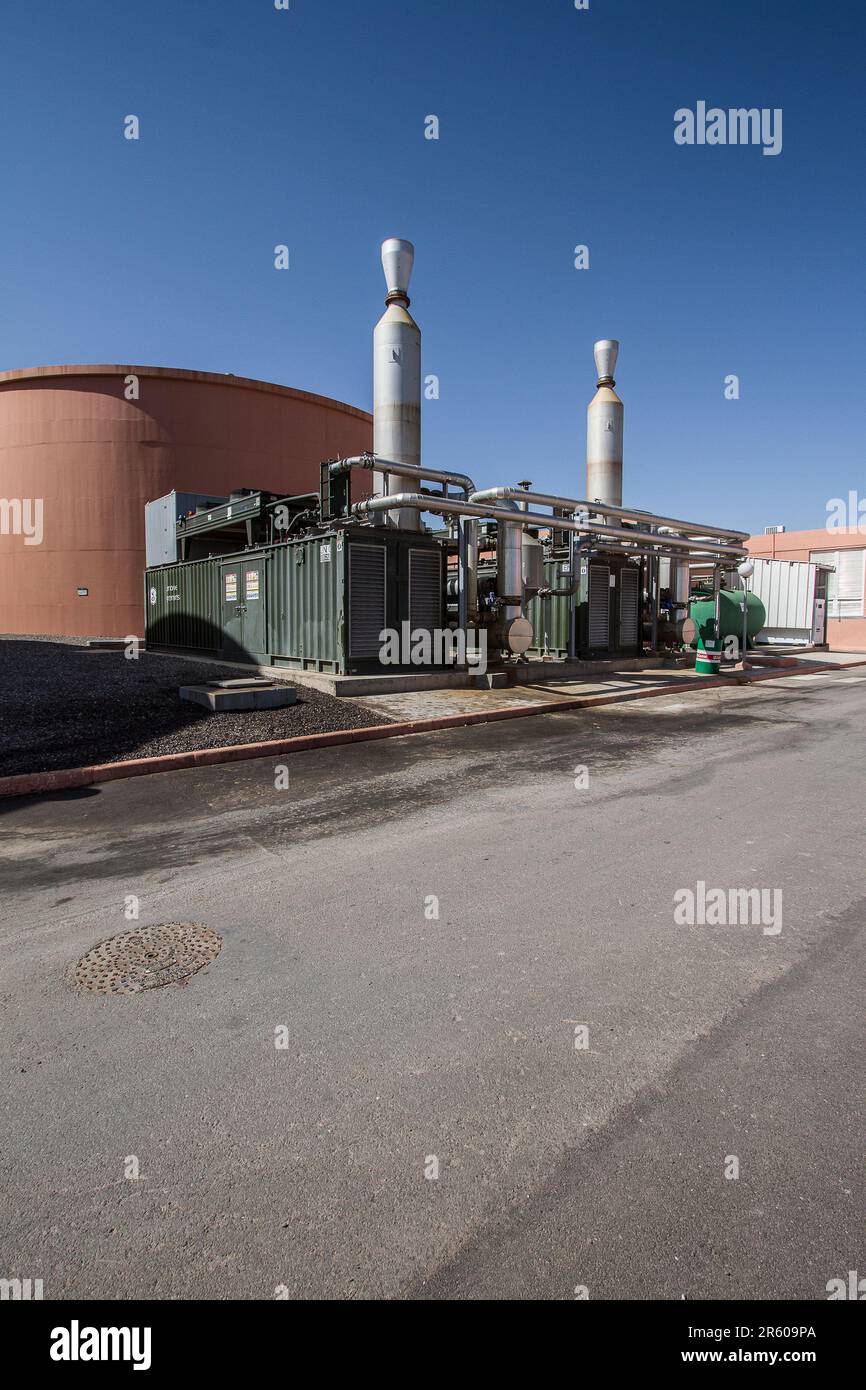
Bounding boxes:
619 567 640 649
220 563 245 659
588 565 610 650
242 560 266 656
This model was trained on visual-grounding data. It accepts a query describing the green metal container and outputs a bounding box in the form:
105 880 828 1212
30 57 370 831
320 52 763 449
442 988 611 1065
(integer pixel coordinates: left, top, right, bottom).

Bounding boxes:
689 589 766 673
524 559 572 658
523 553 643 660
145 526 445 675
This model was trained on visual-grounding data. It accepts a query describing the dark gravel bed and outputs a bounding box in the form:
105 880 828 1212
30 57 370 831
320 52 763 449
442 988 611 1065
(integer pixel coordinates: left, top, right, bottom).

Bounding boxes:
0 637 391 777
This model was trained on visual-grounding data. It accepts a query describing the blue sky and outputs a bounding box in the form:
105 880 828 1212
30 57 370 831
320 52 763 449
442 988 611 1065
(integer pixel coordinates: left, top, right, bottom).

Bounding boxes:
1 0 862 533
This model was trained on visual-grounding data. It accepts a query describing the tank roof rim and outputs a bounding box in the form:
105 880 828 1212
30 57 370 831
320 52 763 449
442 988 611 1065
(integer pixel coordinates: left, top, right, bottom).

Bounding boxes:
0 363 372 421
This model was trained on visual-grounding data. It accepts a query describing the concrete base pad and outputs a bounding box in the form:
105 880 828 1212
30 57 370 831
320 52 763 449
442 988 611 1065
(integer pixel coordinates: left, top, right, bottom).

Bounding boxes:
148 648 671 698
180 682 297 711
266 654 665 697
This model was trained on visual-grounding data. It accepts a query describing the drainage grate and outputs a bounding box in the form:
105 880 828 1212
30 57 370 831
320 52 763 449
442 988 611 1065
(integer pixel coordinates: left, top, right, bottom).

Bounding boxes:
73 923 223 995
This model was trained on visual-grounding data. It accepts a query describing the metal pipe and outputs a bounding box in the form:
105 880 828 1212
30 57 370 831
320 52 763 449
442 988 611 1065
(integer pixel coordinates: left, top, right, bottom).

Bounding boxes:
741 581 749 661
363 495 747 559
458 516 478 627
354 494 745 560
468 486 747 543
604 546 719 563
355 500 750 575
567 531 579 659
330 453 475 500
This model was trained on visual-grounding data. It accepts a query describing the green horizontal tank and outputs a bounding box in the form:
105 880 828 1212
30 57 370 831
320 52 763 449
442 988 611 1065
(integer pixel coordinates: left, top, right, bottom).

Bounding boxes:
687 589 766 674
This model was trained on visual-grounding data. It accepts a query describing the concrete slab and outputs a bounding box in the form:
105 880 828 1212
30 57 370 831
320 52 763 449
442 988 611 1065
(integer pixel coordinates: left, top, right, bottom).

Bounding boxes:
179 682 297 712
350 665 696 723
209 677 271 689
86 639 146 651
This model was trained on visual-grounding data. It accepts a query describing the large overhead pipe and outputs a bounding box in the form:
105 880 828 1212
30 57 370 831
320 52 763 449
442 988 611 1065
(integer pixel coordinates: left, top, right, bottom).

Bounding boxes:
586 339 624 509
330 453 475 500
372 238 422 530
353 494 747 559
469 486 748 544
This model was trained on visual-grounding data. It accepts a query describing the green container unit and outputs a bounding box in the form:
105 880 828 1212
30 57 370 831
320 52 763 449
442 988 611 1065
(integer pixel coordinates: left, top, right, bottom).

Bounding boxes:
580 556 643 657
525 559 572 659
145 559 220 652
145 527 446 675
524 553 643 659
689 589 766 673
267 534 341 671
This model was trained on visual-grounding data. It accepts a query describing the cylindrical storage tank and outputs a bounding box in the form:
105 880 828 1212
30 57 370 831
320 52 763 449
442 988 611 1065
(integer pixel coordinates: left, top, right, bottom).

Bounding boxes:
0 365 372 638
497 502 533 654
372 238 422 531
687 589 766 673
672 559 691 607
521 532 544 595
586 339 623 508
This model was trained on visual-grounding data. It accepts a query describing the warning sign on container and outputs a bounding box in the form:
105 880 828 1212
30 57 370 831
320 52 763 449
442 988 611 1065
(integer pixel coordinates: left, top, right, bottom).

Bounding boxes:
245 570 260 599
224 572 238 602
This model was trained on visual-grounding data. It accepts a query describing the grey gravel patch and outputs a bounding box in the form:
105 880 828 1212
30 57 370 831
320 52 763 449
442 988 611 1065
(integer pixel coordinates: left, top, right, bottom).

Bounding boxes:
0 636 392 776
73 922 223 995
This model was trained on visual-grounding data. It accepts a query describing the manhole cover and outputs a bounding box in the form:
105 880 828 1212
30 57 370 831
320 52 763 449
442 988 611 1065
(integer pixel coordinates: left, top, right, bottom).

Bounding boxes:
73 923 223 995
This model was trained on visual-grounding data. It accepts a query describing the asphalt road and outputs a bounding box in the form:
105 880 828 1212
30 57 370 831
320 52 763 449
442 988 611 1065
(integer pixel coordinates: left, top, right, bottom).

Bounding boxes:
1 671 864 1300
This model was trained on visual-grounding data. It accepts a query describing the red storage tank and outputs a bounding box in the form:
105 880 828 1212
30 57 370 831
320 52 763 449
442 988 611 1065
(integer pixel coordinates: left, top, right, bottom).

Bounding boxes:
0 364 372 637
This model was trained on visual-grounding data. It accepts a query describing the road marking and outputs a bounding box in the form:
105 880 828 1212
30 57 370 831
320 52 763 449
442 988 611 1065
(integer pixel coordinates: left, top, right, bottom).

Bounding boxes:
835 676 866 684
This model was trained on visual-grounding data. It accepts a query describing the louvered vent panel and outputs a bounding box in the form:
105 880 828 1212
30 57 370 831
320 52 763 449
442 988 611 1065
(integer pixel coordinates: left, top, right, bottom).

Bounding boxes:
619 567 639 646
409 549 442 635
588 565 610 648
349 545 387 657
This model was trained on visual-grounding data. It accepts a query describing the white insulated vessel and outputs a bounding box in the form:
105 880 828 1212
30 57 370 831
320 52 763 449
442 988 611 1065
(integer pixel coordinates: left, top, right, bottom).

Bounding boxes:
586 339 623 509
373 237 422 531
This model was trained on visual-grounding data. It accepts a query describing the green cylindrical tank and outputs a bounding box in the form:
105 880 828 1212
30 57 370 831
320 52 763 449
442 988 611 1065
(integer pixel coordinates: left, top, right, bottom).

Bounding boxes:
687 589 766 674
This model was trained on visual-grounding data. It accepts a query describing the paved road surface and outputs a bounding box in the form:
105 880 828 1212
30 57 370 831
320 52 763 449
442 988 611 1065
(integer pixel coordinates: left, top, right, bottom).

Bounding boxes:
1 671 863 1299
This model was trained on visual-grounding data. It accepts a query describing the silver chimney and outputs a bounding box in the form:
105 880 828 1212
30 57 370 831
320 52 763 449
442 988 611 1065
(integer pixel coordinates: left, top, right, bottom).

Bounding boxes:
372 238 422 531
586 338 623 509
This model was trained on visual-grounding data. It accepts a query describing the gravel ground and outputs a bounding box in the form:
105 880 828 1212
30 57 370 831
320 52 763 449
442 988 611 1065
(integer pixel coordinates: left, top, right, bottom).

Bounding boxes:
0 636 390 776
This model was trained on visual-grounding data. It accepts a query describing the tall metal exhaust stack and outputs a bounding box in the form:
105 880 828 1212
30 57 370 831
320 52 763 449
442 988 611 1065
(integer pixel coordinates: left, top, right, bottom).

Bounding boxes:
373 237 422 530
586 338 623 509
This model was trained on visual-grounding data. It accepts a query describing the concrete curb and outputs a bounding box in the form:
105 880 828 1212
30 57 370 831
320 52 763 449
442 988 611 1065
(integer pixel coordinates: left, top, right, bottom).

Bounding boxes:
3 659 865 800
743 653 800 669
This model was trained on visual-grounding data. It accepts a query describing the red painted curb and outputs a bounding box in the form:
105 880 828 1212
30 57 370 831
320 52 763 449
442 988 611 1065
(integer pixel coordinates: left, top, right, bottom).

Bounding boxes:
743 654 800 669
3 659 865 800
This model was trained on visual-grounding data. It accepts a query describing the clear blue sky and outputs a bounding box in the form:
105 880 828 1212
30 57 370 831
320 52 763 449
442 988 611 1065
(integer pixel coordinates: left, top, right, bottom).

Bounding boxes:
1 0 862 533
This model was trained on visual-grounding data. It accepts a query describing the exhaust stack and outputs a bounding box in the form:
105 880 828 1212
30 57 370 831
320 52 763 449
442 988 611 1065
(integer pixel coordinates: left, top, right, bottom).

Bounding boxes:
586 338 623 509
372 238 422 531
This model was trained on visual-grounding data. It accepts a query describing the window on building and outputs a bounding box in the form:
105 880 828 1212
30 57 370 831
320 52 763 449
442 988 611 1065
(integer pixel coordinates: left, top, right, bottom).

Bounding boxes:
810 549 865 618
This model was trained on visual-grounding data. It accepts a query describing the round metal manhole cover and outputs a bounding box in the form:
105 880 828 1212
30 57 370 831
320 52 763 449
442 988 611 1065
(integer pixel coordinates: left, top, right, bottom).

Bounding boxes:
73 923 223 995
